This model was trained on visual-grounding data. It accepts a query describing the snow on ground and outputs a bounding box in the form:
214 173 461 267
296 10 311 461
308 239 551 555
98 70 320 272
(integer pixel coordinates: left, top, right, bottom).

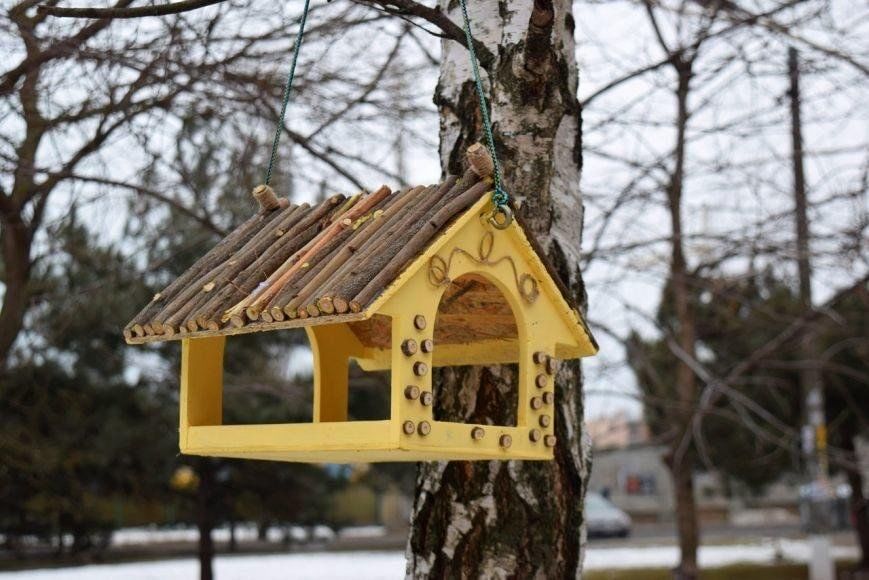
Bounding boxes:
583 538 859 570
111 524 346 546
0 552 405 580
0 539 859 579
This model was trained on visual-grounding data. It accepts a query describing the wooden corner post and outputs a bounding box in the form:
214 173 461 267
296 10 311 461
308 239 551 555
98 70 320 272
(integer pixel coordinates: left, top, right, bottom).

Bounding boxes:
180 336 226 450
307 325 353 422
391 308 437 448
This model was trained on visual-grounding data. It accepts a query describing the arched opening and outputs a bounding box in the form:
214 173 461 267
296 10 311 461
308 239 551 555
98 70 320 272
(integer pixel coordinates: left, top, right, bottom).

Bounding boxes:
432 273 520 427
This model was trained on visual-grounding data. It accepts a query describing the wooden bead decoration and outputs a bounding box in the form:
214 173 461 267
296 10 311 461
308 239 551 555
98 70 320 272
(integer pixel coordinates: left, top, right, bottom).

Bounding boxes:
418 421 431 436
404 385 420 400
530 396 543 410
471 427 485 441
413 361 428 376
421 339 434 353
546 358 557 375
535 374 548 389
529 429 542 442
539 414 551 428
533 351 547 365
401 339 418 356
542 392 554 405
420 391 433 406
413 314 427 330
252 184 280 211
402 421 416 435
499 434 512 448
544 435 557 447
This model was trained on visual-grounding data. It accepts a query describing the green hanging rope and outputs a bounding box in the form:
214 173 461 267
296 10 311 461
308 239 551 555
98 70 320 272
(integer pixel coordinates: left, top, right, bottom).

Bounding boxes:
265 0 510 219
265 0 312 187
457 0 509 212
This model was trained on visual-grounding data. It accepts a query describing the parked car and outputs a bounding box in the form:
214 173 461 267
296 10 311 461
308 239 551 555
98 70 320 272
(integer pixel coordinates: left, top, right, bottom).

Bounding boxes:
586 492 632 538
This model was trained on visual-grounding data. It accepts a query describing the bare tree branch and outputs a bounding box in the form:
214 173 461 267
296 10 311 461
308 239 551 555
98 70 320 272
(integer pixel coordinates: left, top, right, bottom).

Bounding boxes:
37 0 497 68
37 0 223 19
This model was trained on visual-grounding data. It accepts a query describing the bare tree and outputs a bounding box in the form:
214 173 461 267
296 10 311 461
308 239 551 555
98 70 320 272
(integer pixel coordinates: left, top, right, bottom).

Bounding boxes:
0 0 436 369
577 1 867 577
0 1 242 369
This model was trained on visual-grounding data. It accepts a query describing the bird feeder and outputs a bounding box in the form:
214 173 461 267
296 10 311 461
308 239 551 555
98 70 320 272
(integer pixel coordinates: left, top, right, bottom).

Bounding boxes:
124 145 597 462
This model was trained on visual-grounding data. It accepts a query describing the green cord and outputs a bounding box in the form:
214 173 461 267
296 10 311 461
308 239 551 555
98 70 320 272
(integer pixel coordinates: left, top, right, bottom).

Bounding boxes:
265 0 312 186
265 0 509 211
458 0 509 209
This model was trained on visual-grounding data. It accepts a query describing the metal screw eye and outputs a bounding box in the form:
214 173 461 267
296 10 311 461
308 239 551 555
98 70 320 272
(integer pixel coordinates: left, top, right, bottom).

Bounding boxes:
488 205 513 230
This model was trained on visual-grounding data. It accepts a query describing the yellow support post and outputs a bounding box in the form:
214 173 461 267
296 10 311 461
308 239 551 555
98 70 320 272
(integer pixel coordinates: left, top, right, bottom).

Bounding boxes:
180 336 225 450
307 325 353 422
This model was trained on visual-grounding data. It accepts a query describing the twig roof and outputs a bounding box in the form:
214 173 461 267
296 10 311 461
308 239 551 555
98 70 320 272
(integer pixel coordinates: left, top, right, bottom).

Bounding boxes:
124 149 505 344
124 145 585 346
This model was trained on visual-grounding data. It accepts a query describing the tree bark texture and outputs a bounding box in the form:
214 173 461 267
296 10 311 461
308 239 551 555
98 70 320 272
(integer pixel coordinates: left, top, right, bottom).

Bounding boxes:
0 217 31 371
196 460 216 580
666 59 700 580
406 1 590 578
666 450 699 580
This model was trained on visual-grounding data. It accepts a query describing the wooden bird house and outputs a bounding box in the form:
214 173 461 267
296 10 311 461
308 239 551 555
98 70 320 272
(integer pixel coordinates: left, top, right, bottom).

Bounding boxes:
124 145 597 462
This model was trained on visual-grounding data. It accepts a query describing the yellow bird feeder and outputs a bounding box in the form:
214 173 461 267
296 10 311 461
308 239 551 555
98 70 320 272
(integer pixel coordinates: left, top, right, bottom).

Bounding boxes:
124 144 597 463
124 0 596 463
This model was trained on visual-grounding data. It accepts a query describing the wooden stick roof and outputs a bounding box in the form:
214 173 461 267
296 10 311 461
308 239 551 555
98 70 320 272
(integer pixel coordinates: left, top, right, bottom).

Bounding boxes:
124 145 584 346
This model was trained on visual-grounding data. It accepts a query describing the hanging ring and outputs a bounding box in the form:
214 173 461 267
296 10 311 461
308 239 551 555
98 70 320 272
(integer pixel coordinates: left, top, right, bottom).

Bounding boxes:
488 205 513 230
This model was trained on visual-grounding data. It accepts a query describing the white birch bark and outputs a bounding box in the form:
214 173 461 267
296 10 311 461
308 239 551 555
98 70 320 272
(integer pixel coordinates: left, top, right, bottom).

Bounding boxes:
406 1 590 578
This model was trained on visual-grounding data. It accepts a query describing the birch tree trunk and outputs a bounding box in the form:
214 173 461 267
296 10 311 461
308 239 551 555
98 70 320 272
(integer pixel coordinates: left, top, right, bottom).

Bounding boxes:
406 1 590 577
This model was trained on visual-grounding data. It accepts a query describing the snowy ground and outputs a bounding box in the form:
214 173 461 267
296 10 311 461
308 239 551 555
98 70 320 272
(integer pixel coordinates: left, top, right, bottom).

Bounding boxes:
0 538 860 579
584 538 858 570
0 552 404 580
110 524 348 546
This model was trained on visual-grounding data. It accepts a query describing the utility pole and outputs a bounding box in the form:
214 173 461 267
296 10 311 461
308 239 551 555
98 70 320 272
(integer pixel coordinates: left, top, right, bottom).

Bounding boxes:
789 46 833 580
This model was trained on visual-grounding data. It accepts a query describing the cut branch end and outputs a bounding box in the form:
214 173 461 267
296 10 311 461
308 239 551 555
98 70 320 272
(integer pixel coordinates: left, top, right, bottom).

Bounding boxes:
467 143 494 178
252 184 281 212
